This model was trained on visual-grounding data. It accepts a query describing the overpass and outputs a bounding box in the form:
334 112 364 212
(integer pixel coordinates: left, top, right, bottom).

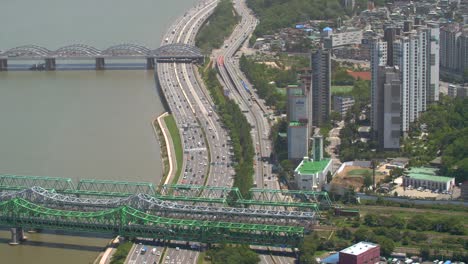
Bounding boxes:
0 175 335 246
0 43 204 71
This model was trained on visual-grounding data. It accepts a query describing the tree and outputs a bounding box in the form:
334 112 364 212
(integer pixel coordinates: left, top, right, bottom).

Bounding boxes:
390 167 404 179
207 245 260 264
420 246 431 260
326 171 333 183
407 215 432 231
329 111 342 123
375 236 395 256
337 228 353 240
364 214 379 227
299 235 319 264
353 227 375 242
363 174 373 188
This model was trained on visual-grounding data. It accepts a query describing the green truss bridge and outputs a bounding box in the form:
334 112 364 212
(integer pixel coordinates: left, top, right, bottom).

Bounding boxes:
0 175 334 246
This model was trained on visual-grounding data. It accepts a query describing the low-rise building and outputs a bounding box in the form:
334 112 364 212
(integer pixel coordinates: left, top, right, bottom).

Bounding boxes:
338 241 380 264
330 27 363 47
333 96 355 117
403 167 456 191
294 157 332 191
448 84 468 98
461 180 468 200
294 134 332 190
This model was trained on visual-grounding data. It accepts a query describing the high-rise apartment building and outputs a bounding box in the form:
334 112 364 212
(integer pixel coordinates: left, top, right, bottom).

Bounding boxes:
375 66 401 150
370 38 388 133
383 24 402 67
371 22 439 149
440 23 462 71
427 22 440 103
459 31 468 74
393 24 439 131
287 85 311 160
311 47 331 127
440 23 468 75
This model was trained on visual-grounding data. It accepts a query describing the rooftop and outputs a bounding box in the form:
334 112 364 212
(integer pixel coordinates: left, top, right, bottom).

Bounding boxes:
346 70 371 81
296 158 331 175
406 167 437 175
289 121 307 127
340 241 378 256
406 173 454 183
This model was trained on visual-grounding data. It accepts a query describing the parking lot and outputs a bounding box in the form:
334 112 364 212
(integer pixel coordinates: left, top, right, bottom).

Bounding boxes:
392 185 461 200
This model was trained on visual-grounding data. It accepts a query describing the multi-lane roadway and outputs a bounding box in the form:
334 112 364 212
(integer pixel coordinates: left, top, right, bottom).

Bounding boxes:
127 0 231 263
126 0 298 263
215 1 297 263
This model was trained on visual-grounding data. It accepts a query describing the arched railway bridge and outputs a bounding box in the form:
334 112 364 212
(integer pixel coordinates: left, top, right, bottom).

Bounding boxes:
0 43 204 71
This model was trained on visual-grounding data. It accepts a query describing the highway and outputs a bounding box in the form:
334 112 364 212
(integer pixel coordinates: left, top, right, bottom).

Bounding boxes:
125 0 297 263
126 0 230 263
214 1 297 263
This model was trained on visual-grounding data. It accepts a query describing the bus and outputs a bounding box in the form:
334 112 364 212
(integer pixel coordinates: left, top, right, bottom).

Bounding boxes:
140 246 148 254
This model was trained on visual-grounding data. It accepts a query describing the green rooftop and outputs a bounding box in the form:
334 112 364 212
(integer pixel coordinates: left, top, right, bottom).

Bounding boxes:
406 167 437 176
289 121 306 127
296 158 331 175
406 173 454 183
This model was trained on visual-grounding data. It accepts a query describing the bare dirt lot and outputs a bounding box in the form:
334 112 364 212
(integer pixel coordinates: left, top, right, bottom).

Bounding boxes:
332 165 386 191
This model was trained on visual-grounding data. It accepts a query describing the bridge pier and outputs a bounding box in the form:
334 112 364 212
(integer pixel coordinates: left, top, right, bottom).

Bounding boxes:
96 57 105 70
45 58 56 71
146 58 155 69
0 58 7 71
9 227 27 245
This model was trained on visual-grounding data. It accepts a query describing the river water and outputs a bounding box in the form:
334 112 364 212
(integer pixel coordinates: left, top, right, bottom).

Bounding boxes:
0 0 197 263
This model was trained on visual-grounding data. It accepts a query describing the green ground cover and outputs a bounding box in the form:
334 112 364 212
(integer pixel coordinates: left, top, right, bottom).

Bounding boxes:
347 169 371 176
164 115 183 184
331 85 353 95
110 241 133 264
195 0 240 53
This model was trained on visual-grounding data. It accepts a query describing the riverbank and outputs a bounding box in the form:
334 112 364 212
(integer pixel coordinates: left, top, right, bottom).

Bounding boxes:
152 111 184 186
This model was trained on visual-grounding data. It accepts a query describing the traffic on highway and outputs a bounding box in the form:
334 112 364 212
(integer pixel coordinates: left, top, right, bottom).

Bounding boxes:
125 0 297 263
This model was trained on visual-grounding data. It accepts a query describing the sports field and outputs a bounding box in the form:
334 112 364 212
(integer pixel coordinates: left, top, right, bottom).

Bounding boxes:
347 168 372 177
331 85 353 95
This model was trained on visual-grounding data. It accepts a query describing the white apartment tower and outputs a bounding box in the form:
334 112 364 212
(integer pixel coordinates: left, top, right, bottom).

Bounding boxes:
393 24 440 132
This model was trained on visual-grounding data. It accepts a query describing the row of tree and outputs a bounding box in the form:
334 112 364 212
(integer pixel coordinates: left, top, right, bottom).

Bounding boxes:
201 66 255 197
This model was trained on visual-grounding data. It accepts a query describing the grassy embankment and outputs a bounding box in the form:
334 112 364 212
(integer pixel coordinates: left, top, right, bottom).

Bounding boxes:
195 0 240 54
109 241 133 264
163 115 183 184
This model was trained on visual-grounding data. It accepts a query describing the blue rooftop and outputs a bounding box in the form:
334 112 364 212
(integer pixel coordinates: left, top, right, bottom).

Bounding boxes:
320 253 339 264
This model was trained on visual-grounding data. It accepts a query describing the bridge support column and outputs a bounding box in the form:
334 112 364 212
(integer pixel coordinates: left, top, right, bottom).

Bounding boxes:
146 58 155 69
9 227 27 245
95 57 105 70
0 58 7 71
45 58 56 71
